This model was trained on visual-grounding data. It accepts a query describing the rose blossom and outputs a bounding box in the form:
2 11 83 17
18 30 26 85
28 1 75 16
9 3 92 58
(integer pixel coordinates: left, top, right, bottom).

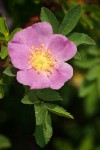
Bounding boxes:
8 22 77 89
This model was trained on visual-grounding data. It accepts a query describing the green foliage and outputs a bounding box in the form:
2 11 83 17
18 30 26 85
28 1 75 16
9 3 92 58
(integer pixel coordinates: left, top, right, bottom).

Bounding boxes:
0 18 9 61
68 33 95 46
0 17 9 44
40 7 59 33
0 20 21 61
97 77 100 98
79 53 100 116
80 14 94 29
79 82 95 97
74 44 100 117
44 103 73 119
9 28 22 41
20 85 73 147
75 58 96 69
86 65 100 81
21 90 39 104
0 18 9 36
34 104 46 125
74 52 81 60
88 47 100 56
58 5 81 35
0 86 4 99
0 33 6 42
0 44 8 59
78 135 93 150
0 74 13 100
34 104 52 147
79 79 99 116
84 86 98 116
3 66 17 77
0 135 11 149
36 89 63 101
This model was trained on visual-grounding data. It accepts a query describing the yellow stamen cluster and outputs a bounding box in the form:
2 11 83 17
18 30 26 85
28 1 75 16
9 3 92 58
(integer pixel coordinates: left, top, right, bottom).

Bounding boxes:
28 44 56 76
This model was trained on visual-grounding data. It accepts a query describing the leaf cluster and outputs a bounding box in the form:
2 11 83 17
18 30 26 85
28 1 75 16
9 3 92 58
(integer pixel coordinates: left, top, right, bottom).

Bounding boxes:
21 88 73 147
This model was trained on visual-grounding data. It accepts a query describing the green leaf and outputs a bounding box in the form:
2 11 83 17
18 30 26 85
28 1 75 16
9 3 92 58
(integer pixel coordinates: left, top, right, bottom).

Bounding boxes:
0 32 6 42
34 124 45 147
34 110 52 147
0 86 4 99
40 7 59 33
74 52 81 60
9 28 22 41
81 14 93 29
0 44 8 59
34 104 46 125
88 46 100 56
68 33 95 46
36 89 63 101
75 59 96 69
0 135 11 149
3 67 17 77
58 4 81 35
86 65 100 81
97 77 100 98
44 103 73 119
79 82 95 97
21 90 38 104
43 110 52 145
0 17 9 35
84 84 98 116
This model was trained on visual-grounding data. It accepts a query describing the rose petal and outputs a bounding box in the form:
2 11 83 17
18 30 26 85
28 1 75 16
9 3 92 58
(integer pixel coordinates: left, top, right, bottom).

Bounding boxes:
48 34 77 61
49 62 73 89
8 42 31 69
11 27 39 47
31 22 53 48
11 22 53 48
17 69 50 89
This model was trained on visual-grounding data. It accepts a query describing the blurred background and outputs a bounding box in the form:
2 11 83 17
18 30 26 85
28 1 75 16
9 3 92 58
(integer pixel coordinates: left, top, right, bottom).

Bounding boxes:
0 0 100 149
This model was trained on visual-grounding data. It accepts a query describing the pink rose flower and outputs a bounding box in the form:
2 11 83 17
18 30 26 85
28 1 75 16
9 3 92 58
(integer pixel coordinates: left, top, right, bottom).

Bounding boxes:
8 22 77 89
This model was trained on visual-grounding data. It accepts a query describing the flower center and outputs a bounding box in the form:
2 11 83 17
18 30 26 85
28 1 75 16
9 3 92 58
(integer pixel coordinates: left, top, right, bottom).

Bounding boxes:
28 44 56 76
